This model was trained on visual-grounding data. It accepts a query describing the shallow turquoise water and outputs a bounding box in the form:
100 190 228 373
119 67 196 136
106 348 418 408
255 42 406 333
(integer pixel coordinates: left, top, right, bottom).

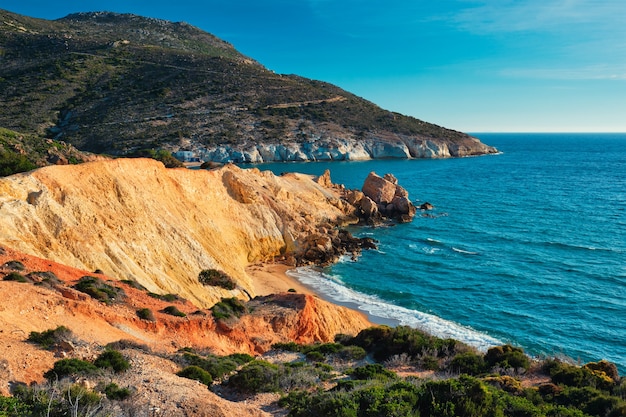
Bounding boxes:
251 133 626 370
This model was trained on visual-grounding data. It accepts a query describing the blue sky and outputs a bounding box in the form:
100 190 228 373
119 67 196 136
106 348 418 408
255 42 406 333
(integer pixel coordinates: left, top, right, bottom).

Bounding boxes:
6 1 626 132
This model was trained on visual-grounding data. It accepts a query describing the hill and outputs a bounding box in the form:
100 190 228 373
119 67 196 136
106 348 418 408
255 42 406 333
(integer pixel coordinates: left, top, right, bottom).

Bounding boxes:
0 9 497 163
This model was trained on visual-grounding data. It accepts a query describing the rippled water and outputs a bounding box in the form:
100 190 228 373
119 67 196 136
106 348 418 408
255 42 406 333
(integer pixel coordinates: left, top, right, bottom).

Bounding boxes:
253 133 626 370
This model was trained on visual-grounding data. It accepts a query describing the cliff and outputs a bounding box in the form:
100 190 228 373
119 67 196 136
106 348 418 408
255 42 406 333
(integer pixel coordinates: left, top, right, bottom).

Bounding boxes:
0 158 359 307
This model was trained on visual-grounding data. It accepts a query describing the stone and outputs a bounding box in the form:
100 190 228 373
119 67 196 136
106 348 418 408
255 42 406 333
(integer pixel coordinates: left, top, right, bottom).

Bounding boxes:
420 202 434 210
361 172 396 204
316 169 333 188
359 196 378 218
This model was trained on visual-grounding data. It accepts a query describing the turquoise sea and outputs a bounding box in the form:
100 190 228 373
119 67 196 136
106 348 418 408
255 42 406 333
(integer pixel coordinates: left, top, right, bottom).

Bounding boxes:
252 133 626 371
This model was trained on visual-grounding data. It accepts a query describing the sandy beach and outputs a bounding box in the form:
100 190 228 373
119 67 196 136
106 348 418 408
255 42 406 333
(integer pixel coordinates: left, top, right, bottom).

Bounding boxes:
248 262 400 327
248 262 318 296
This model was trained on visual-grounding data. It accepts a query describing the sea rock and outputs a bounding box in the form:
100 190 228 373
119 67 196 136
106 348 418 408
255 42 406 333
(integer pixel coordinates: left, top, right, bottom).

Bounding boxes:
362 172 397 204
355 171 417 224
420 202 434 210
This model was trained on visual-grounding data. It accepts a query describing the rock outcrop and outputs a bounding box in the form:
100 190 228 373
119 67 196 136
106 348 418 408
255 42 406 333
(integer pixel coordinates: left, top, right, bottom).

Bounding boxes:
200 134 498 163
0 159 363 307
346 172 417 224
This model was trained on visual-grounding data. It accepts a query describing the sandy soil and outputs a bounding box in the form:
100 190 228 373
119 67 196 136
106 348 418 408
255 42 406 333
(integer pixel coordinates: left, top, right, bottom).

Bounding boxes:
248 263 317 296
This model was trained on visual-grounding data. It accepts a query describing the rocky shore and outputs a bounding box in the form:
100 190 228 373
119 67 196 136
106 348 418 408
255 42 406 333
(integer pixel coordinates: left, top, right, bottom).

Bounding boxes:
199 134 498 163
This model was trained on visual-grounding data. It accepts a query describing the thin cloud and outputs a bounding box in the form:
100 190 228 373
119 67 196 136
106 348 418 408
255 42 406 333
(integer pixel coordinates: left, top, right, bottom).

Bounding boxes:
452 0 626 34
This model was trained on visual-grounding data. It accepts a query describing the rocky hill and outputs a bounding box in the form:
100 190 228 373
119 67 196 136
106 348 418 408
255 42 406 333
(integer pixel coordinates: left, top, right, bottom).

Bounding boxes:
0 9 497 163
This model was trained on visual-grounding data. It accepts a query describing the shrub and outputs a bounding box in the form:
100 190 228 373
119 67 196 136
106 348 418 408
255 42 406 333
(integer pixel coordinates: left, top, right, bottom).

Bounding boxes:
161 305 186 317
73 276 125 304
227 360 281 393
147 292 182 302
177 365 213 386
1 260 25 271
347 325 465 364
94 349 130 373
136 308 155 321
0 150 37 176
198 269 236 290
44 358 99 380
27 271 61 286
179 352 253 381
485 344 530 371
27 326 72 350
583 360 619 383
450 351 487 375
2 272 29 282
211 297 247 320
349 364 397 381
103 382 131 400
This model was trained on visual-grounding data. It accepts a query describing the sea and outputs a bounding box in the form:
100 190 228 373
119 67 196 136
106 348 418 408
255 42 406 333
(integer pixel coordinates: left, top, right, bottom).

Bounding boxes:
248 133 626 371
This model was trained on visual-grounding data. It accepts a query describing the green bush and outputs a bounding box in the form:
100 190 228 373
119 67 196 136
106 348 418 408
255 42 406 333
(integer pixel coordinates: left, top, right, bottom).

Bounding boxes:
2 272 29 282
72 276 125 304
161 305 186 317
103 382 131 400
179 352 253 382
211 297 247 320
349 364 397 381
0 149 37 176
136 307 156 321
485 344 530 371
94 349 130 373
1 260 25 271
27 326 72 350
177 365 213 386
227 360 281 393
43 358 99 380
450 351 487 375
148 292 182 302
347 325 465 364
198 269 236 290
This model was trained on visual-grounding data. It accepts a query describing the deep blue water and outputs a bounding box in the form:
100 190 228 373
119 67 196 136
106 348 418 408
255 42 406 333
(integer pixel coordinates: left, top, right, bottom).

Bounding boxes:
252 133 626 370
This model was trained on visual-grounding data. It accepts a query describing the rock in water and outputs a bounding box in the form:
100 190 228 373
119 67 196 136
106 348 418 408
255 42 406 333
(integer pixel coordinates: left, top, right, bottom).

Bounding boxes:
357 172 417 224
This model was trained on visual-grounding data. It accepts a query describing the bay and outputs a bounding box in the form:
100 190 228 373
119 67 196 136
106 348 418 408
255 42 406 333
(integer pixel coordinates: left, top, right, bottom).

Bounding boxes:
249 133 626 371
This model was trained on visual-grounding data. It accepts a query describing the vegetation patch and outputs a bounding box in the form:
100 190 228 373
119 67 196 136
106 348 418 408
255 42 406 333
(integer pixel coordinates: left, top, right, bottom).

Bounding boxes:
147 292 183 302
94 349 130 373
1 260 25 271
2 271 29 283
72 276 125 304
198 269 237 290
27 326 73 350
210 297 247 320
161 305 186 317
43 358 99 380
176 351 254 383
103 382 131 400
136 307 156 321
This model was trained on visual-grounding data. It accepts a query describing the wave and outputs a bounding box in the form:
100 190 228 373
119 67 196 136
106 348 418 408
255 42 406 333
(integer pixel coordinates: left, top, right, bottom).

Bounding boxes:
287 266 503 352
452 247 479 255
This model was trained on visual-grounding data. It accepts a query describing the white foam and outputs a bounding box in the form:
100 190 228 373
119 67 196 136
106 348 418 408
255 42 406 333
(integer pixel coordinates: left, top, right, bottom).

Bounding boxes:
452 247 479 255
288 266 503 352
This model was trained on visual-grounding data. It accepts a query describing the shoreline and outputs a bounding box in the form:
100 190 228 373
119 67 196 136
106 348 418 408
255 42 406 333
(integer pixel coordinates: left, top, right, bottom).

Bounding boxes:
247 262 400 328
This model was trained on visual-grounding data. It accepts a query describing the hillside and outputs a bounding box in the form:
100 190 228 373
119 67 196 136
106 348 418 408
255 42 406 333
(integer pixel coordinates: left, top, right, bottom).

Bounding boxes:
0 9 497 163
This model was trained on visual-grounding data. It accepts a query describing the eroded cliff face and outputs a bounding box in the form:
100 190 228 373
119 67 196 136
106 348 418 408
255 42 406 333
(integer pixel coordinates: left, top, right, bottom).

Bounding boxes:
0 159 356 307
201 133 498 163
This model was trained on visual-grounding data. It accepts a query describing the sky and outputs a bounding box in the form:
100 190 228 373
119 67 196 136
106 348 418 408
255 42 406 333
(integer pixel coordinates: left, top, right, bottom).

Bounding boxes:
5 1 626 132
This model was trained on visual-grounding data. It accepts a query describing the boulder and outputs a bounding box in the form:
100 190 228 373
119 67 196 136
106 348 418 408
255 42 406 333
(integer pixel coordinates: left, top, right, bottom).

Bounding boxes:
362 172 396 204
360 196 379 218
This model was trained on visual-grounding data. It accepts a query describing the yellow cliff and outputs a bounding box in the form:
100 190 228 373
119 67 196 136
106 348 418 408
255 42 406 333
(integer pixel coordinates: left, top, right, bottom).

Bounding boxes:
0 158 356 307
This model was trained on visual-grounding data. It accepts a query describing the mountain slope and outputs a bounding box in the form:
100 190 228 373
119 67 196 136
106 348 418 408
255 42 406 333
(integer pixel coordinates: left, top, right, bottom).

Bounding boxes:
0 9 497 162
